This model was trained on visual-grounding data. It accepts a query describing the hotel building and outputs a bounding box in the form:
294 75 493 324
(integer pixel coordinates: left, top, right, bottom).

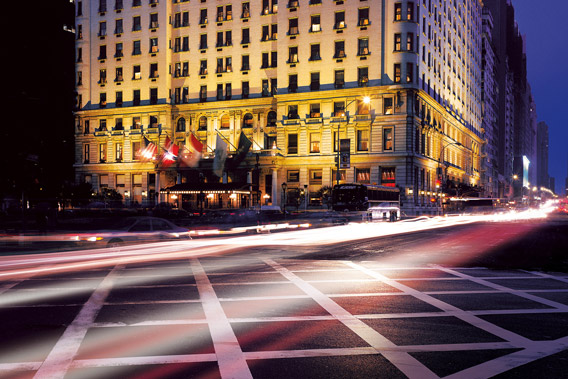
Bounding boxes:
74 0 484 215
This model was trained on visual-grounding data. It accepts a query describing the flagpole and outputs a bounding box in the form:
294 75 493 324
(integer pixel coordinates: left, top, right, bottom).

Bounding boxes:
214 129 238 151
190 131 213 152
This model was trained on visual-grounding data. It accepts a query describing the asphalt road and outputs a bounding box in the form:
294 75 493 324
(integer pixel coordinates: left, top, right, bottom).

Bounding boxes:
0 217 567 378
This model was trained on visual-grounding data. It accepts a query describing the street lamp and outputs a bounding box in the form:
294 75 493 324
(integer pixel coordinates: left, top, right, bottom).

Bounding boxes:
436 141 462 213
281 182 287 210
336 96 371 185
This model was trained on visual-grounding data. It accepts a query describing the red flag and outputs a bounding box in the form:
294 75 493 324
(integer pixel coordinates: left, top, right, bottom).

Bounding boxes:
139 136 157 162
180 134 203 167
161 136 179 167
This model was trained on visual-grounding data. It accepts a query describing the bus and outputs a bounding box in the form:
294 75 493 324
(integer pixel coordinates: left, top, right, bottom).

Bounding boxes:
331 184 400 213
446 197 496 214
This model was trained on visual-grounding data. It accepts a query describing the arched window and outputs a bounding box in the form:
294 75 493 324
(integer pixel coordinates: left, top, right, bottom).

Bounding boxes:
267 111 277 126
243 112 253 128
198 116 207 130
220 114 230 129
176 117 186 132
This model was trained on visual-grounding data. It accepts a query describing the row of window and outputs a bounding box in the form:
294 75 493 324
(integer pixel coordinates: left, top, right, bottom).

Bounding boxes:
285 128 393 155
285 166 395 186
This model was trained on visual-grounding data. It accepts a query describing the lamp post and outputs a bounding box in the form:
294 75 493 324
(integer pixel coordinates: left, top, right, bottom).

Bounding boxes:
281 182 287 211
437 141 462 213
336 96 371 185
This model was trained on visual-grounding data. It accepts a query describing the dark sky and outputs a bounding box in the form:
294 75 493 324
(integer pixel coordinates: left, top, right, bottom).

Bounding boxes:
511 0 568 194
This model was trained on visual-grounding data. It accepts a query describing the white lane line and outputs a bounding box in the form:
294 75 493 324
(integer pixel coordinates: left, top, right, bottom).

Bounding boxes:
434 266 568 310
346 262 534 347
71 353 218 368
0 362 41 373
191 259 253 379
264 259 438 379
525 270 568 284
33 266 122 379
445 336 568 379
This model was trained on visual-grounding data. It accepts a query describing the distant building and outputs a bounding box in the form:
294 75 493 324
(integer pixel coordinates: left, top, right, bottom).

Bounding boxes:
74 0 484 215
536 121 549 190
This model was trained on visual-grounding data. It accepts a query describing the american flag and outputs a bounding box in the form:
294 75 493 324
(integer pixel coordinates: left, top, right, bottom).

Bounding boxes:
139 136 157 161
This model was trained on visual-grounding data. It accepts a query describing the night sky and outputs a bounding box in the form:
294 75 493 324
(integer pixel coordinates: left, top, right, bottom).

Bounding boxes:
512 0 568 194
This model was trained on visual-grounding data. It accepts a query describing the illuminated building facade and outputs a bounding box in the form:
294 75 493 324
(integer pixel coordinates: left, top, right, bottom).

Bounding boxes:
74 0 484 215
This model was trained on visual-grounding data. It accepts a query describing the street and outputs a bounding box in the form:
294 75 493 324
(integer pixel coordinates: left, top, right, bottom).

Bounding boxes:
0 215 567 378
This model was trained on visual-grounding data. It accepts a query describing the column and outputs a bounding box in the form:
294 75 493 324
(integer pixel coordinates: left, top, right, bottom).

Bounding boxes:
272 169 278 206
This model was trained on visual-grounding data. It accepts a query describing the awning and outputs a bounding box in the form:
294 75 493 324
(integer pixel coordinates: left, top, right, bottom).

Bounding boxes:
161 182 253 195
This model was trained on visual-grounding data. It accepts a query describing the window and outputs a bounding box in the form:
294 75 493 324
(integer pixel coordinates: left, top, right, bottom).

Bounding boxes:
394 63 401 83
199 34 207 50
77 1 83 16
216 31 224 47
133 117 141 129
241 55 250 70
199 116 208 130
115 42 123 58
394 33 401 51
99 21 107 37
358 7 369 25
356 168 370 184
383 127 393 150
357 130 369 151
174 87 181 103
310 133 320 153
310 103 320 118
133 16 141 31
287 133 298 154
242 28 250 44
99 0 107 13
133 0 141 6
200 59 208 75
133 64 141 80
267 111 277 126
182 11 189 26
394 3 402 21
77 47 82 62
310 44 321 60
384 97 393 115
174 12 181 28
407 32 414 51
132 142 141 160
76 24 83 39
271 51 277 68
200 8 208 24
334 41 345 58
271 78 277 95
358 67 369 87
220 114 230 129
288 104 299 119
84 120 90 134
288 74 298 93
149 37 158 53
381 167 396 187
182 62 188 76
99 45 107 60
99 143 107 162
149 13 158 29
77 71 82 86
84 144 90 163
116 91 123 107
310 169 323 185
150 116 158 128
150 63 158 78
242 2 250 18
287 170 300 183
288 46 298 63
288 18 299 35
406 62 414 83
334 11 345 29
115 19 123 34
150 88 158 104
262 79 269 96
310 72 320 91
407 2 414 21
262 52 269 68
217 57 224 73
133 89 140 106
333 101 345 117
310 15 321 32
200 85 207 102
217 83 223 100
358 38 369 55
242 81 249 98
100 92 107 108
99 119 107 132
334 70 344 89
225 83 232 100
132 40 141 55
174 62 181 77
243 113 253 128
182 87 188 103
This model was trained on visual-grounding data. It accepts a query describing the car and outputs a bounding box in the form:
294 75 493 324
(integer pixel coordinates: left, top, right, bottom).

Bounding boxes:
75 216 191 247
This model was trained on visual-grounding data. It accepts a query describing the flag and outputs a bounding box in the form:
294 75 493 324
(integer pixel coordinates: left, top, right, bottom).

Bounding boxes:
213 134 227 177
180 134 203 167
139 136 157 162
229 131 252 169
161 136 179 167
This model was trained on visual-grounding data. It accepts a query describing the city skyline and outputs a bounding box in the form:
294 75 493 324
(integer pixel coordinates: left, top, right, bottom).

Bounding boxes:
512 0 568 193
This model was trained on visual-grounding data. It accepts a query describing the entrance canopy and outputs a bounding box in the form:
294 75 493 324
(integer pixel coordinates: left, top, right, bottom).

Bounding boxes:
161 182 252 195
